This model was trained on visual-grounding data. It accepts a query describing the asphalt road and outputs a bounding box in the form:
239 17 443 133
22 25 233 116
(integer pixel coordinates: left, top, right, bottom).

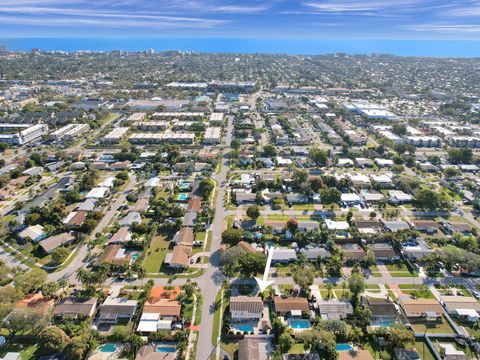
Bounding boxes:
195 114 234 360
48 172 137 283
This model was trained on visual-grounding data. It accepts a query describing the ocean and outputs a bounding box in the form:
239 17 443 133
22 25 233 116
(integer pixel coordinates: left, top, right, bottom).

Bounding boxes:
1 37 480 57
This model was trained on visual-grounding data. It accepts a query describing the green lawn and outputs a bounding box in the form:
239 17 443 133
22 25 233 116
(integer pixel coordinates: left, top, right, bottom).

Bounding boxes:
211 289 226 345
386 262 418 277
411 316 455 334
0 343 40 360
143 232 172 273
415 341 435 360
195 232 206 241
194 295 203 326
288 343 305 354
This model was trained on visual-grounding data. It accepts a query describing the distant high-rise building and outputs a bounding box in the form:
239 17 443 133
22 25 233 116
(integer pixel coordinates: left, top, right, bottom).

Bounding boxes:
0 45 6 53
147 48 155 54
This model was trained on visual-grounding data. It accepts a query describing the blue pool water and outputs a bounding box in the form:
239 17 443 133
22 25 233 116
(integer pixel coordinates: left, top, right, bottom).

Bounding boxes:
232 324 255 333
288 319 311 329
336 344 353 351
131 253 140 261
178 193 188 201
371 319 395 327
156 346 177 353
99 343 117 353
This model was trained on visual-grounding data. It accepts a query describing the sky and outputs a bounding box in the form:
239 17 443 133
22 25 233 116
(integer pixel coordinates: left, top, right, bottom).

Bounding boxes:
1 0 480 40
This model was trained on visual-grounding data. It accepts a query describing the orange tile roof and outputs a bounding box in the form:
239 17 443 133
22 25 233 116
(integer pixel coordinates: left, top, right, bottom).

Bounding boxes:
148 286 181 302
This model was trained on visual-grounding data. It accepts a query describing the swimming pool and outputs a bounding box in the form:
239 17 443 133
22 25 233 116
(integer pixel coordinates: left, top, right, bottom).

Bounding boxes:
156 346 177 353
99 343 117 353
178 193 189 201
287 319 311 329
336 344 353 351
131 253 140 261
232 324 255 333
371 319 395 327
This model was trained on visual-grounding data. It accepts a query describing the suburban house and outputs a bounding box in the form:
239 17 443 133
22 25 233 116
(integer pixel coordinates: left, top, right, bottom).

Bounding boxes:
38 232 75 254
341 244 366 263
264 220 286 234
388 190 413 204
361 297 398 324
402 239 432 260
99 245 132 266
118 211 141 227
442 221 473 236
63 210 87 227
399 298 444 323
53 297 98 319
300 247 331 260
324 219 350 238
369 243 399 261
98 296 138 324
138 286 182 332
17 224 46 243
317 299 353 320
410 220 440 234
381 220 410 232
441 296 480 323
394 348 421 360
356 219 382 234
165 244 191 269
238 335 273 360
271 248 297 263
273 297 309 317
229 296 264 322
135 345 177 360
108 227 133 245
187 196 202 212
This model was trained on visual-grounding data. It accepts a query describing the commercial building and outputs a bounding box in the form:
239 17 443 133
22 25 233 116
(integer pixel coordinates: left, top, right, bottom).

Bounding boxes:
129 132 195 144
151 112 204 120
203 127 222 144
133 121 169 131
50 123 89 141
103 127 129 143
209 112 224 125
0 123 48 145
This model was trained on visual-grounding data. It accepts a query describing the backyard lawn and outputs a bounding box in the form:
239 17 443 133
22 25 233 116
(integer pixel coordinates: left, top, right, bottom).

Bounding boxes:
411 316 455 334
414 341 435 360
0 343 40 360
143 232 172 273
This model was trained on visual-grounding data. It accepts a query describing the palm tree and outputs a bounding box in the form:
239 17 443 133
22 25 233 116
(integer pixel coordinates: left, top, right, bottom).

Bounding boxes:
181 279 198 299
325 283 334 300
75 268 88 290
341 280 347 297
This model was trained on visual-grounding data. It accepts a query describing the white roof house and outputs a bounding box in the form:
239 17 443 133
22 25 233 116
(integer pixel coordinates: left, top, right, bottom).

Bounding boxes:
370 174 393 185
348 174 371 186
324 219 350 231
389 190 413 203
341 193 361 203
338 158 354 167
86 187 108 199
18 224 45 242
137 313 162 333
98 177 116 188
375 158 394 167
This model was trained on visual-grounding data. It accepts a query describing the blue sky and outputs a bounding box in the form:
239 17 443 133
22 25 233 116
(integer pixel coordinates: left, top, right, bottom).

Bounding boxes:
1 0 480 40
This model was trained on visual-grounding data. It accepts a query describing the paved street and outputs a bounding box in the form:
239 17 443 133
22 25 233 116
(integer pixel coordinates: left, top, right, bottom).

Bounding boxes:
195 114 234 360
48 172 137 282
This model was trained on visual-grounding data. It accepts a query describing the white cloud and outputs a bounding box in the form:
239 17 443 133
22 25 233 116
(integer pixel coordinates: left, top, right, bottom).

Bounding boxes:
405 23 480 33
